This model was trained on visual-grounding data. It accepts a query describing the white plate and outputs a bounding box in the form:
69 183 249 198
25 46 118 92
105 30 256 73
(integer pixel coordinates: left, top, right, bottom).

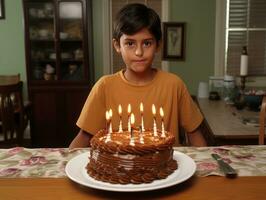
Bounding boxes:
65 151 196 192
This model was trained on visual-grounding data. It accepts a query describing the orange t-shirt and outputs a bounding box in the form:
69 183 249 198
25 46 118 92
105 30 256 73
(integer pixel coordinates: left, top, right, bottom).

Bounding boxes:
76 69 203 144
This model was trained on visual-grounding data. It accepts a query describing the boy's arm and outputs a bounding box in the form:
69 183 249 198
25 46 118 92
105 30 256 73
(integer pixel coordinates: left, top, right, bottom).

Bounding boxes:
69 129 93 149
187 126 207 147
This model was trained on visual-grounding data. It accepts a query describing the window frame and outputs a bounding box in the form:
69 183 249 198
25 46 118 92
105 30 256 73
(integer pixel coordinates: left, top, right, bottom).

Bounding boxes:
215 0 266 77
214 0 227 76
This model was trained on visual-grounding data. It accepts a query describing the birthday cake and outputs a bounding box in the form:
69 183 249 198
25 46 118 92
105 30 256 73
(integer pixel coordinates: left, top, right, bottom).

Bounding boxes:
86 129 177 184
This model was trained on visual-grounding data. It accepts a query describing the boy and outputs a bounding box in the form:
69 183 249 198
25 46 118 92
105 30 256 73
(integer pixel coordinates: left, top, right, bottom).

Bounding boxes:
69 3 206 149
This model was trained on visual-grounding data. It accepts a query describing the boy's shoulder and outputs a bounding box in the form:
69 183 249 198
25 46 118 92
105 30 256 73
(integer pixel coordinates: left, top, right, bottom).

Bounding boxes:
97 71 120 84
94 73 119 88
158 70 184 85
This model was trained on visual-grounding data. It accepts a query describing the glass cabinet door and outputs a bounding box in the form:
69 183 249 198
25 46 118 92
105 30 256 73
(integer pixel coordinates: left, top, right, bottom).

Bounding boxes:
58 1 85 81
28 1 56 81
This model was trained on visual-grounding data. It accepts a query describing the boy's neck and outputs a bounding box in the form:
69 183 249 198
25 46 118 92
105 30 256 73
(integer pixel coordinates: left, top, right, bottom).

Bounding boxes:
123 68 157 86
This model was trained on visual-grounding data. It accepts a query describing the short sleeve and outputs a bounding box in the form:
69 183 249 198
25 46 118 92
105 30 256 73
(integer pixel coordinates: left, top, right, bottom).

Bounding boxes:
76 77 107 135
178 82 203 133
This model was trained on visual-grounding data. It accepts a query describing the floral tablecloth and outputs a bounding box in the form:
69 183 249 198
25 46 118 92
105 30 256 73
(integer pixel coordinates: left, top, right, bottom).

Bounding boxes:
0 146 266 178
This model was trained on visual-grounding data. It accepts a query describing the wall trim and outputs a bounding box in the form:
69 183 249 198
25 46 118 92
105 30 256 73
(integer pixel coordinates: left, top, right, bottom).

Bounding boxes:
214 0 226 76
102 0 112 75
161 0 169 72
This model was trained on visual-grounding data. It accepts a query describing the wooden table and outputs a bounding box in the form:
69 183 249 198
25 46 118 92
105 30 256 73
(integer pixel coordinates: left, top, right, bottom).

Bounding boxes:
197 98 263 145
1 147 266 199
0 177 265 200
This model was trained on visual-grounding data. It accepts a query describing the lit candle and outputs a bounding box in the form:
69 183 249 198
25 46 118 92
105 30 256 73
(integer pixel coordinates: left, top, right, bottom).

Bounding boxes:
109 109 113 133
118 104 123 132
152 104 158 137
160 107 166 138
140 102 145 132
129 113 135 146
139 125 144 144
105 110 111 143
105 110 110 131
127 104 131 132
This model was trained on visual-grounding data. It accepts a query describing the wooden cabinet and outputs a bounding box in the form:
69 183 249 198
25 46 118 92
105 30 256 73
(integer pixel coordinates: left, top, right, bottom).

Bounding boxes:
23 0 93 147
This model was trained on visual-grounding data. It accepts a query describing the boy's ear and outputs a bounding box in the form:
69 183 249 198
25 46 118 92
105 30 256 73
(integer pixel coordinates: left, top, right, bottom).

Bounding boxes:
113 39 121 53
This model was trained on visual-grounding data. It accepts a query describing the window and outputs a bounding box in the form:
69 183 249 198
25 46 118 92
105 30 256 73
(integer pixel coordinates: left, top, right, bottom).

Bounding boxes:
226 0 266 76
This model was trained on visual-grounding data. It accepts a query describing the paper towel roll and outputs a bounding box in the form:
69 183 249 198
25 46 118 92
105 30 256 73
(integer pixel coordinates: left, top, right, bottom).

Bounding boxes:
240 55 248 76
198 82 209 98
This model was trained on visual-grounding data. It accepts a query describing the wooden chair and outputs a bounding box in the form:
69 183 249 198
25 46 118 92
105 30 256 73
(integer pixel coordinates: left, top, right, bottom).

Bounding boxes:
0 74 20 85
0 81 26 147
0 74 31 133
259 95 266 145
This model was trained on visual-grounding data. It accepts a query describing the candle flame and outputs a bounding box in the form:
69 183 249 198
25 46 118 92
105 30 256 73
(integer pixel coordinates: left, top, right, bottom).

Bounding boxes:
130 113 135 125
118 104 122 115
109 109 113 118
105 110 110 120
159 107 164 117
152 104 156 115
140 102 144 113
127 104 131 114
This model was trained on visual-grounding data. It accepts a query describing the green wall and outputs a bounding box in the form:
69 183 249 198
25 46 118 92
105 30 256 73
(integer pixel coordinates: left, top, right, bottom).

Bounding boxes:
92 0 103 80
168 0 215 95
0 0 215 97
0 0 26 89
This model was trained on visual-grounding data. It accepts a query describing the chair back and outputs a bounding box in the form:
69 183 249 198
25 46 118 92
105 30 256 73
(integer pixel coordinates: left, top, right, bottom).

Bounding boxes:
0 81 24 146
259 95 266 145
0 74 20 85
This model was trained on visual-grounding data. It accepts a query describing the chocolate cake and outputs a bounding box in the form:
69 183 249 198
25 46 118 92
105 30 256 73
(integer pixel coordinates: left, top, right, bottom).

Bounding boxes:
86 129 177 184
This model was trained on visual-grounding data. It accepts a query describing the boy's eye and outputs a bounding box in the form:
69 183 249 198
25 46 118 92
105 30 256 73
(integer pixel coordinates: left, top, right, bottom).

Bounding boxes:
125 41 134 47
143 41 152 47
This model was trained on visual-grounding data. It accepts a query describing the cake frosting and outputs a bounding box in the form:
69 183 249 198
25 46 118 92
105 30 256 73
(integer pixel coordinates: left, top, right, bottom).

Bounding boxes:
86 129 177 184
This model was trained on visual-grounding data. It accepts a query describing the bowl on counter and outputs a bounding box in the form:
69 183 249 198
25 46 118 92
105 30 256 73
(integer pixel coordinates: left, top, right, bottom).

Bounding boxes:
244 94 263 111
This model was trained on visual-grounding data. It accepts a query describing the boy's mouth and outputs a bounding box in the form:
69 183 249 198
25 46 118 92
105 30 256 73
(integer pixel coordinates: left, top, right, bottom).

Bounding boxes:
133 59 146 63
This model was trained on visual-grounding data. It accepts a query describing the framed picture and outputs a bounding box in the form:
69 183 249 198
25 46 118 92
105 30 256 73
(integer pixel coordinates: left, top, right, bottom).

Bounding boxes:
162 22 186 60
0 0 5 19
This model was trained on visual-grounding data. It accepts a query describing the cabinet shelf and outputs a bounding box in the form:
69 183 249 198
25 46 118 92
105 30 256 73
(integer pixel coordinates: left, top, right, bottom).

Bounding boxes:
31 59 56 63
60 39 82 42
30 38 83 41
30 38 55 42
61 59 83 63
32 59 83 63
29 17 54 24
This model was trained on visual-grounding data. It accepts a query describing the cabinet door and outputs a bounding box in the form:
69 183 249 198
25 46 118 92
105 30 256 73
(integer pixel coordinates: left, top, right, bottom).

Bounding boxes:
24 0 92 83
64 89 89 145
30 88 88 147
57 0 88 81
25 0 57 81
30 91 60 147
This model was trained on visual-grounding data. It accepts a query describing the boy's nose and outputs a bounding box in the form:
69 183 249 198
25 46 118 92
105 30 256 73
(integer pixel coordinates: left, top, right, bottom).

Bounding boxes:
135 45 143 57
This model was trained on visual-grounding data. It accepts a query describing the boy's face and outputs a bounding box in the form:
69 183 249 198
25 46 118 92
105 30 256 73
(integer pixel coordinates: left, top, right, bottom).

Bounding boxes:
113 28 160 74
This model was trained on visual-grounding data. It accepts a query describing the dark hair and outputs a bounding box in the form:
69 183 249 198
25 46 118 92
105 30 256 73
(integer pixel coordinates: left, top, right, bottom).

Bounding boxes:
113 3 162 44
